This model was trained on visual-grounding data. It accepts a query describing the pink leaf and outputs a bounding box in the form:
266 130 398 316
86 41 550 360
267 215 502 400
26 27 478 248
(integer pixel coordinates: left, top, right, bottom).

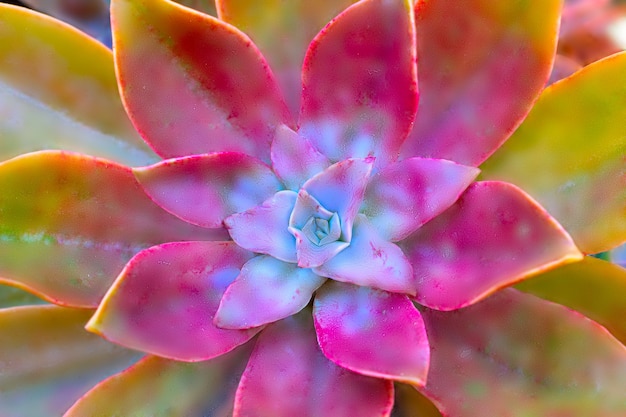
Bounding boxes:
313 281 430 385
87 241 261 361
134 153 282 228
401 181 583 311
419 289 626 417
225 190 297 263
234 313 394 417
401 0 561 166
363 157 479 242
314 215 415 295
270 125 330 190
215 255 326 329
299 0 417 166
112 0 293 162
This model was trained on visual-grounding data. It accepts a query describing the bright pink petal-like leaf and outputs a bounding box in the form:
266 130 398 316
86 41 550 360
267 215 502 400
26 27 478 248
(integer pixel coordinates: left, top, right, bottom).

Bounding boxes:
215 256 326 329
87 241 261 361
135 153 283 228
402 181 582 311
270 125 330 190
299 0 417 166
234 312 394 417
363 157 479 242
419 289 626 417
401 0 561 166
303 157 374 242
0 306 141 417
111 0 292 162
313 281 429 385
64 348 249 417
225 190 298 263
0 151 222 309
314 215 415 295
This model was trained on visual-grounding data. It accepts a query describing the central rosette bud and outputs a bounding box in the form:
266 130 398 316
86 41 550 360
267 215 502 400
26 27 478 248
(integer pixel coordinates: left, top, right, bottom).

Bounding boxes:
302 214 341 246
288 189 350 268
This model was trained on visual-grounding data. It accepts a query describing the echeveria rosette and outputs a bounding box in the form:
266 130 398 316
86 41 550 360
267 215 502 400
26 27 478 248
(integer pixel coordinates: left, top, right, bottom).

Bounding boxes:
1 0 626 416
79 0 587 411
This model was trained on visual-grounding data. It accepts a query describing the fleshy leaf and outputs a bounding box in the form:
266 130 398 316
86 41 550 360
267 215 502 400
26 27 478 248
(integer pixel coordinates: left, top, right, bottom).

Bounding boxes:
135 153 283 228
419 289 626 417
0 283 47 309
303 157 374 242
217 0 358 114
480 52 626 254
215 256 326 329
64 348 249 417
87 241 261 361
314 215 415 295
270 125 330 190
401 0 561 166
401 181 582 311
516 256 626 344
0 4 156 165
225 190 297 263
392 383 444 417
234 312 394 417
0 151 222 308
363 157 479 242
0 305 142 417
112 0 292 162
299 0 417 166
174 0 217 15
313 281 429 385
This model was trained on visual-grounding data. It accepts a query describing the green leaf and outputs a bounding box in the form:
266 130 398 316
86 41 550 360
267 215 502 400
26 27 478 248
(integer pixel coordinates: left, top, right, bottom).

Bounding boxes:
0 4 158 165
0 305 142 417
481 52 626 254
0 283 47 309
516 256 626 344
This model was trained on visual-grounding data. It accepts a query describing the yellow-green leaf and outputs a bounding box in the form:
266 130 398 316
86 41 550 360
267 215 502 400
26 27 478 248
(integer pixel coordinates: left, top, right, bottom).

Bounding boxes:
481 52 626 254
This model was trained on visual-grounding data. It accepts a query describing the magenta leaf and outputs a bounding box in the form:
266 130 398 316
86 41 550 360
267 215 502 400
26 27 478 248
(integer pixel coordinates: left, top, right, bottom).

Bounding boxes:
314 215 415 295
234 312 394 417
112 0 293 162
401 181 582 310
363 157 479 242
215 255 326 329
270 124 330 190
313 281 430 385
87 241 261 361
302 157 374 242
299 0 417 166
401 0 561 166
134 153 283 228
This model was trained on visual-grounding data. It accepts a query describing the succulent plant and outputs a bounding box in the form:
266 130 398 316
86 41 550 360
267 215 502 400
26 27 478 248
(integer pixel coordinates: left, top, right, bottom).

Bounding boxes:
0 0 625 416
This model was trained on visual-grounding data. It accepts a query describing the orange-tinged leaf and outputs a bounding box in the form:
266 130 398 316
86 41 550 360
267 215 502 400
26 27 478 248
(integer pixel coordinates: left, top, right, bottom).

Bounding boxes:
420 289 626 417
481 52 626 254
64 349 250 417
516 256 626 344
0 151 225 308
0 4 157 165
0 305 141 417
112 0 292 162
